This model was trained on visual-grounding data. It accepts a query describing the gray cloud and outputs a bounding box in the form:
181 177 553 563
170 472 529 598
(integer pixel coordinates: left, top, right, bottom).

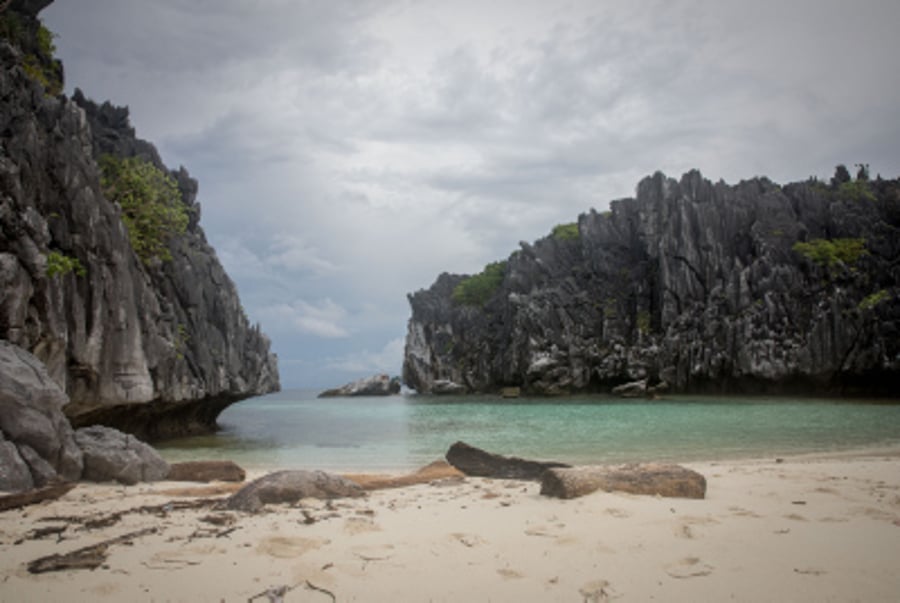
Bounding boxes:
42 0 900 387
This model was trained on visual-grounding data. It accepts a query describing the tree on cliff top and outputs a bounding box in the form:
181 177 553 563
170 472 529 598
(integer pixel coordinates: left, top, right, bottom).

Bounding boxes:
99 155 188 264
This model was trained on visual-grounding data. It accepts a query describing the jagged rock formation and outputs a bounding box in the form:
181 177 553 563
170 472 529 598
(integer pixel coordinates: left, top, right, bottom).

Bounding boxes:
318 373 401 397
404 170 900 396
0 2 279 440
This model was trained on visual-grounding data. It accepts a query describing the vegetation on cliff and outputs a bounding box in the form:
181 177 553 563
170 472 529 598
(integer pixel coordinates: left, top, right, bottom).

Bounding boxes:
99 155 189 263
452 261 507 306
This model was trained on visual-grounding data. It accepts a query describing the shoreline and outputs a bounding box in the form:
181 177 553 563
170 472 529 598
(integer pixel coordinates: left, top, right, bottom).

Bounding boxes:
1 448 899 601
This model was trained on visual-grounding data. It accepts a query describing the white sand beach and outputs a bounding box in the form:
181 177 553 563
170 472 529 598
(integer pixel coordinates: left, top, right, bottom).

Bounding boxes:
1 450 899 602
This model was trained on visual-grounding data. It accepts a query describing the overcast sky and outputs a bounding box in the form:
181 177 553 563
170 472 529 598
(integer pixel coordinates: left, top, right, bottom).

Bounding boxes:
42 0 900 388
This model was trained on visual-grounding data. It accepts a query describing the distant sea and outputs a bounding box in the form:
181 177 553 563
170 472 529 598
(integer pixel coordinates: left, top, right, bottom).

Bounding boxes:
156 389 900 472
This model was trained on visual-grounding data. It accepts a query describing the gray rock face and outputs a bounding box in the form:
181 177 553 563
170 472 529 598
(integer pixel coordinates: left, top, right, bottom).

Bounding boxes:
0 340 83 490
225 470 365 513
404 170 900 396
75 425 170 485
318 374 401 397
0 18 279 440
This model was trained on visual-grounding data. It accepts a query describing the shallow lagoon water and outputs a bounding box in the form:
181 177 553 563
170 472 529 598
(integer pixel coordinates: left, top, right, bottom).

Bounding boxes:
157 389 900 472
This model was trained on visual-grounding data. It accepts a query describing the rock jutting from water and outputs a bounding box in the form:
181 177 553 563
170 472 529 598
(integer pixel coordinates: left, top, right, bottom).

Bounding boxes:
403 169 900 396
0 1 279 441
318 374 402 397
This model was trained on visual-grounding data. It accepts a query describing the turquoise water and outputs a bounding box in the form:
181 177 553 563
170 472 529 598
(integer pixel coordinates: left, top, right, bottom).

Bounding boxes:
156 389 900 472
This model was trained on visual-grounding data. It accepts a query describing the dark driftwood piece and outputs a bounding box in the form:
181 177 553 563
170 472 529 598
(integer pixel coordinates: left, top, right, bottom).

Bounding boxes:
0 482 76 512
43 497 224 530
445 441 570 480
27 527 158 574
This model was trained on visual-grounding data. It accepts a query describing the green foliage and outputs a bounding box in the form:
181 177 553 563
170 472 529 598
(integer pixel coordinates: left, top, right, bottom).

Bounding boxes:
174 323 190 360
551 222 579 241
836 180 876 203
99 155 189 263
792 238 867 268
636 310 651 335
46 251 86 278
1 14 62 95
858 290 889 311
452 261 507 306
35 23 55 57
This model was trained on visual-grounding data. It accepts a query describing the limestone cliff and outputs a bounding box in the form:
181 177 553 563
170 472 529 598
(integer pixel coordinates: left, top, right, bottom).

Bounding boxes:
404 170 900 396
0 2 279 439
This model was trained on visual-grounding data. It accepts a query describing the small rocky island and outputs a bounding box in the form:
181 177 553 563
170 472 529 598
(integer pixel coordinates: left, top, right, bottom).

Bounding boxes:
404 168 899 396
319 374 402 398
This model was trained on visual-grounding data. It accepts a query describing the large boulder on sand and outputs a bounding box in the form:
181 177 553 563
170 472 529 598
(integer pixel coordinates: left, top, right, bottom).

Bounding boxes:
540 463 707 499
0 341 83 491
75 425 170 485
446 441 570 480
225 470 365 512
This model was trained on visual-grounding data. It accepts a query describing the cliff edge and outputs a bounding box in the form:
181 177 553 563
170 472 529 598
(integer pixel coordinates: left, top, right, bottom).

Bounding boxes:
0 1 279 439
404 170 900 396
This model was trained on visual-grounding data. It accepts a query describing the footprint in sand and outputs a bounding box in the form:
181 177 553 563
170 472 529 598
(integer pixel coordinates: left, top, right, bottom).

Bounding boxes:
343 517 381 535
451 532 486 548
604 508 629 519
665 557 714 579
256 536 329 559
579 579 612 602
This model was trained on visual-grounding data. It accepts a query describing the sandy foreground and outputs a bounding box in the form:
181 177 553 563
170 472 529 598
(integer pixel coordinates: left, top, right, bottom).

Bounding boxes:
1 450 899 602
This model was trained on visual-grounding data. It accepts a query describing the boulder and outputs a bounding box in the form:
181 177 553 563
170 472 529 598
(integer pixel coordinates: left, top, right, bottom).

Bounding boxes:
540 463 707 499
611 379 648 398
432 380 466 395
0 437 33 492
0 340 83 490
74 426 170 485
167 460 246 483
318 374 401 397
445 441 570 480
225 470 364 513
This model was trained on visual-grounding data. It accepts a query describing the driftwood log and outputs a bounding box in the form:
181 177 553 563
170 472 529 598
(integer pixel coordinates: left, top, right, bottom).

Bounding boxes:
27 527 158 573
0 482 76 512
167 461 246 483
445 441 570 480
540 463 707 499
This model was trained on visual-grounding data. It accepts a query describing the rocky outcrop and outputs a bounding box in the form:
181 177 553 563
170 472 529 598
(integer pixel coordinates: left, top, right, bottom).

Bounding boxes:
225 470 365 513
0 340 83 490
540 463 707 499
404 170 900 396
445 441 570 480
0 2 279 440
75 425 170 485
318 374 401 397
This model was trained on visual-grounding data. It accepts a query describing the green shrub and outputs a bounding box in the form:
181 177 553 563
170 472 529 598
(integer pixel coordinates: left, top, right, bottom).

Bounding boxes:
836 180 876 203
792 238 867 268
636 310 651 334
100 155 189 263
452 261 507 306
858 290 889 311
551 222 579 241
46 251 86 278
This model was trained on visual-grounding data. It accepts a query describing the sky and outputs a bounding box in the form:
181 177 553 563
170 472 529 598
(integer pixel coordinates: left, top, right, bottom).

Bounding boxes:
41 0 900 388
